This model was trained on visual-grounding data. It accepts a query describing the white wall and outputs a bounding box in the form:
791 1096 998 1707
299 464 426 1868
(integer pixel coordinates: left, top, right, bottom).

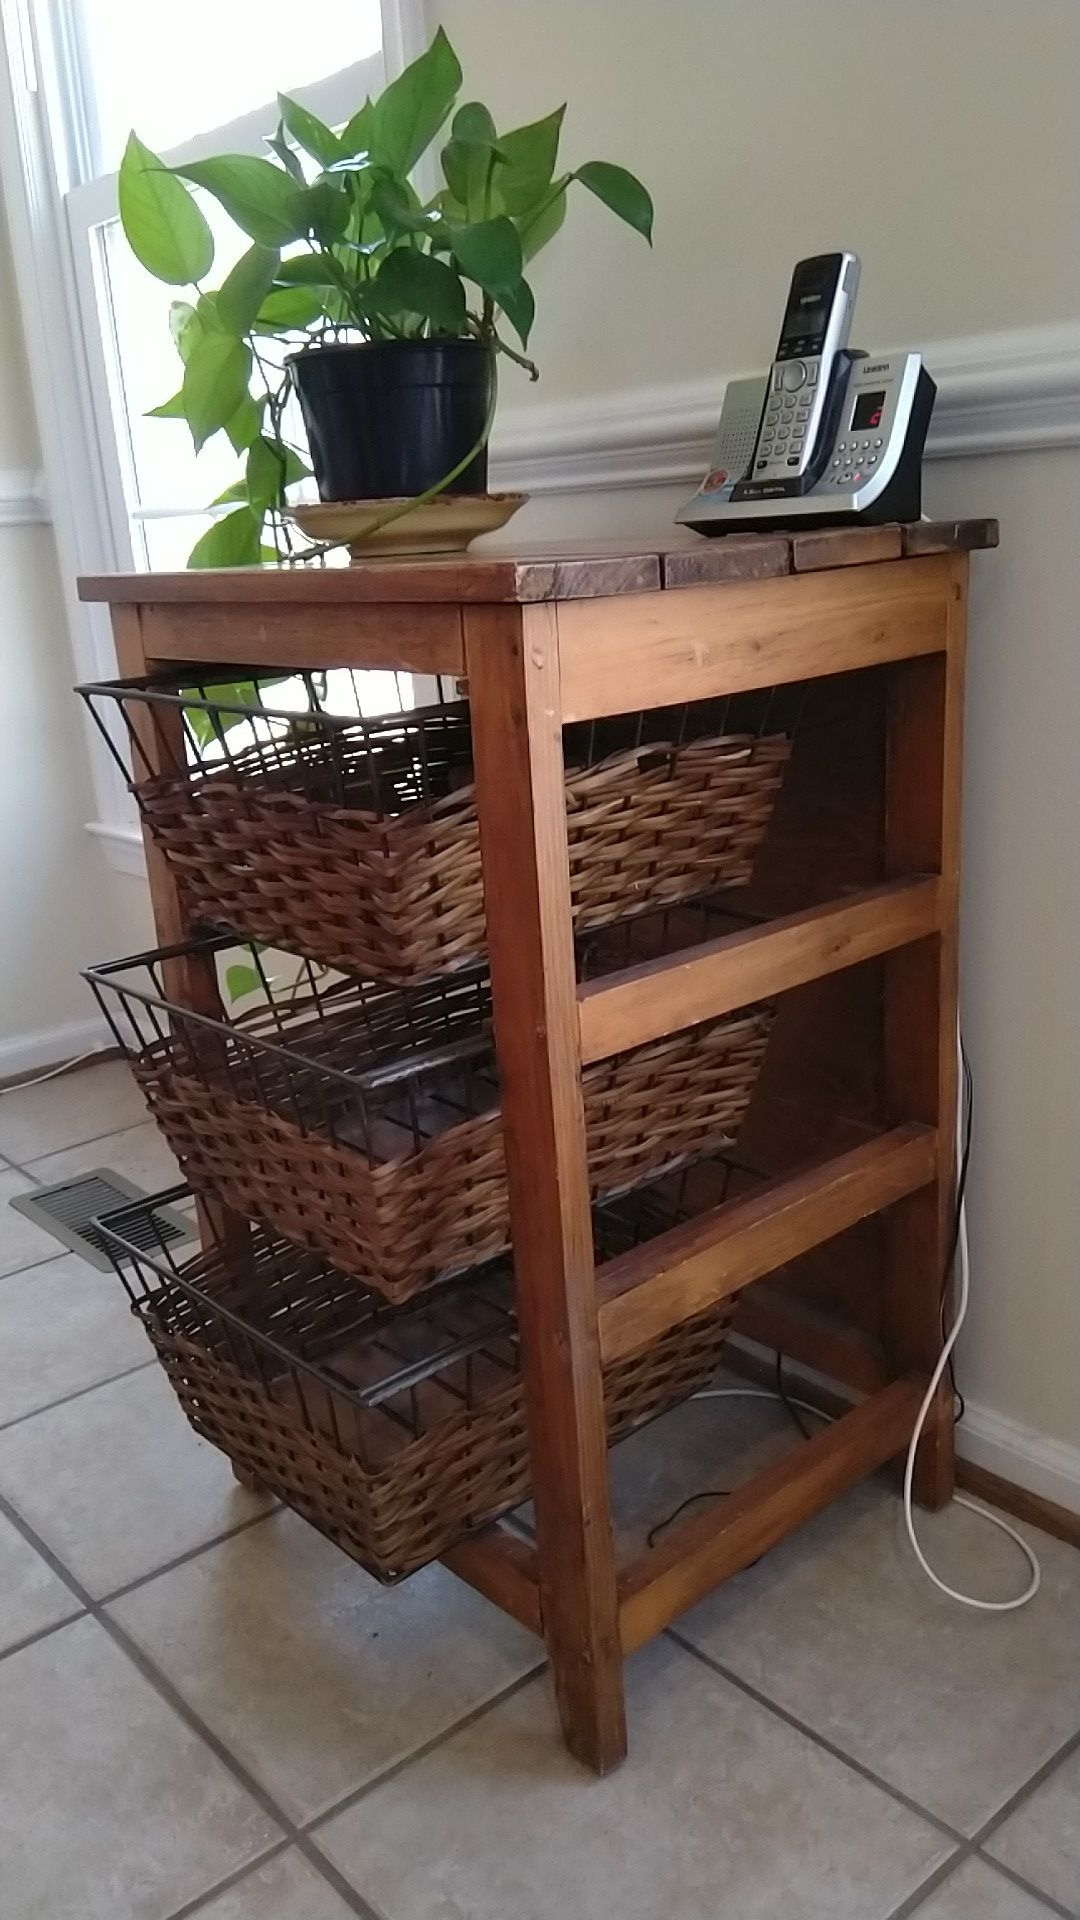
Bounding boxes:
433 0 1080 1499
0 195 151 1074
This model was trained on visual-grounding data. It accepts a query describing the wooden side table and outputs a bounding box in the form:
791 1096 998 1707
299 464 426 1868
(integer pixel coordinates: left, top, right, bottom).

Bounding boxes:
81 516 997 1773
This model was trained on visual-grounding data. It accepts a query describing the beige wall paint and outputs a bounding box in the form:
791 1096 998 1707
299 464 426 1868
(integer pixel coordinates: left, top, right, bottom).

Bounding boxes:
439 0 1080 412
0 199 38 468
0 189 151 1059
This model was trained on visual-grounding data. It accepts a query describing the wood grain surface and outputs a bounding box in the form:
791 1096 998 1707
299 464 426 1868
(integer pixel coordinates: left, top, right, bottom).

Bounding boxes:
79 519 997 606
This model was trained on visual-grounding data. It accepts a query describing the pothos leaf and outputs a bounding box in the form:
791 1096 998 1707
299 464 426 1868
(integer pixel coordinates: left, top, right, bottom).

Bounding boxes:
266 121 305 182
371 248 467 332
224 962 263 1002
181 333 252 451
369 25 462 173
515 184 567 263
186 507 262 568
277 92 345 167
145 389 185 419
173 154 306 248
225 392 266 452
496 107 565 216
119 133 214 284
215 246 280 334
496 275 535 349
575 160 654 242
448 215 522 298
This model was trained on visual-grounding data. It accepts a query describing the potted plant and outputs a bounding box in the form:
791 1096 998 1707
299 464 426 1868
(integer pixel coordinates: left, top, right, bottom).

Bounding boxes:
118 28 653 565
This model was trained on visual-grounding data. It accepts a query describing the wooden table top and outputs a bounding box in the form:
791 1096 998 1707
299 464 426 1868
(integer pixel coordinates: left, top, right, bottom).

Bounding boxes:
78 519 998 608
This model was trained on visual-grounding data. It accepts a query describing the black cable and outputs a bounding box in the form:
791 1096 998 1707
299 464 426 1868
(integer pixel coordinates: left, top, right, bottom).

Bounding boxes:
942 1039 973 1425
646 1488 730 1548
774 1349 812 1439
645 1039 975 1549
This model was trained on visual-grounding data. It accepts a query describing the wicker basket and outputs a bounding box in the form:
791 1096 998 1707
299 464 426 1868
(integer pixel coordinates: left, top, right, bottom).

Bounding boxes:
86 932 773 1302
97 1167 743 1581
80 670 793 984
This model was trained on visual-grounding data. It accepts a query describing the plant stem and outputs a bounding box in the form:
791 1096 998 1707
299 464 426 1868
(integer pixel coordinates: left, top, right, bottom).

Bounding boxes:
493 332 539 380
319 248 370 330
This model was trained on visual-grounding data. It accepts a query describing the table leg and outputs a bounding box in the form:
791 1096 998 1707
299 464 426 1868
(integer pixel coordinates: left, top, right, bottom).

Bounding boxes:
466 602 627 1772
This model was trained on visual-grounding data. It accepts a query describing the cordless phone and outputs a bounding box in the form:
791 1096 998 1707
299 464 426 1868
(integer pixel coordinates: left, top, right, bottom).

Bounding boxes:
676 251 936 534
735 251 860 498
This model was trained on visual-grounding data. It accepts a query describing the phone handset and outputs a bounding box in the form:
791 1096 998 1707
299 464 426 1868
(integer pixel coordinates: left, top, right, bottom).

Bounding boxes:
733 252 860 500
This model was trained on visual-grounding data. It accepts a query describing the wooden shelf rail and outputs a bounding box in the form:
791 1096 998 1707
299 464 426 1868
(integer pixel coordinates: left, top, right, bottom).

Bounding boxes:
578 875 942 1063
597 1124 938 1363
618 1376 926 1650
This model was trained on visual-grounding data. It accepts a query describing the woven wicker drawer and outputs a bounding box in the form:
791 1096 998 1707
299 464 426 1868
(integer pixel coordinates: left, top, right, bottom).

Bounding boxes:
80 672 792 984
87 935 773 1303
97 1172 739 1582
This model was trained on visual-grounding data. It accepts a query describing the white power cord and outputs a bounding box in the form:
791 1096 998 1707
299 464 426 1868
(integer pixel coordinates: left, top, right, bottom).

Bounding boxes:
900 1029 1040 1609
0 1046 107 1096
693 1027 1040 1611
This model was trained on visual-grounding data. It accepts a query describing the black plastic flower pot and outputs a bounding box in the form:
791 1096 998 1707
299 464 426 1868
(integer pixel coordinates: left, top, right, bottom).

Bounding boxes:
288 337 493 502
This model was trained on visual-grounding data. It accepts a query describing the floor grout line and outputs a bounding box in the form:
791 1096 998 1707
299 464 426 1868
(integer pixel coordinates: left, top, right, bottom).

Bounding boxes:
0 1605 89 1667
0 1476 542 1917
155 1839 295 1920
0 1247 72 1284
667 1629 968 1846
0 1485 386 1920
102 1505 281 1605
972 1850 1078 1919
883 1847 1077 1920
969 1724 1080 1849
879 1846 976 1920
305 1663 548 1839
1 1116 161 1183
0 1357 156 1436
671 1630 1080 1916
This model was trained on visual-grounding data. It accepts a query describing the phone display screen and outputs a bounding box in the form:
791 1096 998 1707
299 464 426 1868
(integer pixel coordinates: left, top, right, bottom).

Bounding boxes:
851 390 886 431
779 257 840 350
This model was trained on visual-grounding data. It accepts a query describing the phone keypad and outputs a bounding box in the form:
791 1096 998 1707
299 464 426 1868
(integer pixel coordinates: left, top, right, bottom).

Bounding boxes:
756 355 826 470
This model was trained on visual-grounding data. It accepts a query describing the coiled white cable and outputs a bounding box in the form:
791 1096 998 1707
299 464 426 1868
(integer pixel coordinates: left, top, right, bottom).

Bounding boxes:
694 1028 1041 1610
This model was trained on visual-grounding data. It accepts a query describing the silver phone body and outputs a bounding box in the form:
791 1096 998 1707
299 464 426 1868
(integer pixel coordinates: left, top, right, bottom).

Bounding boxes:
676 352 927 527
749 251 860 487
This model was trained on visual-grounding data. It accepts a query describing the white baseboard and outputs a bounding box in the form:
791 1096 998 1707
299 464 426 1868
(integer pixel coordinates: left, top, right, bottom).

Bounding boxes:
490 320 1080 495
0 467 48 525
734 1335 1080 1518
0 1013 111 1082
958 1400 1080 1517
85 819 147 878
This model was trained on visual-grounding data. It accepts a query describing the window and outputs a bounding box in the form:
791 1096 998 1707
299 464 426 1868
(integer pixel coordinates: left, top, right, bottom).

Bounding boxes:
0 0 428 861
68 1 383 175
54 0 388 568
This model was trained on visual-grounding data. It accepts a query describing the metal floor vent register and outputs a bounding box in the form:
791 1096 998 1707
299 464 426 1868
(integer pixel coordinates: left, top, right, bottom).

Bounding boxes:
10 1171 191 1272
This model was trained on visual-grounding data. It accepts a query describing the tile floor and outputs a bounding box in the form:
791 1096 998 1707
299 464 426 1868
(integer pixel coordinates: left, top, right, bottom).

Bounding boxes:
0 1057 1077 1920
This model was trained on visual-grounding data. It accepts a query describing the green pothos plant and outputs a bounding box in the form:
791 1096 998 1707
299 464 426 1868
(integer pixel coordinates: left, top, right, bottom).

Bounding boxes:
118 27 653 567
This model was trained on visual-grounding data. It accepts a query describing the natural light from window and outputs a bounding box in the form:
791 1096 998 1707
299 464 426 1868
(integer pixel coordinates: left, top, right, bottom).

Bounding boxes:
52 0 389 567
70 0 383 172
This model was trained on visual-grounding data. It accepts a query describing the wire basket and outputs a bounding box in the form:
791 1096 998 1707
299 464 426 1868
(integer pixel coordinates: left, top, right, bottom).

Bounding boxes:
85 927 773 1302
79 668 795 984
96 1167 744 1581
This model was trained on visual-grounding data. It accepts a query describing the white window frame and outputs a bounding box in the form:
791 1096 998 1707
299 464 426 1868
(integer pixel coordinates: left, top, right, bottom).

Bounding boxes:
0 0 432 873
